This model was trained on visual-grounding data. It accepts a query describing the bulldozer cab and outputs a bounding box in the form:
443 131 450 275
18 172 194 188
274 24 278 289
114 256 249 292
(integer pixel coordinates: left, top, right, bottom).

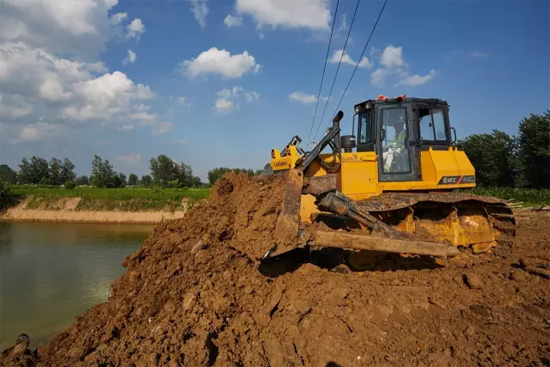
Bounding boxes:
355 97 454 182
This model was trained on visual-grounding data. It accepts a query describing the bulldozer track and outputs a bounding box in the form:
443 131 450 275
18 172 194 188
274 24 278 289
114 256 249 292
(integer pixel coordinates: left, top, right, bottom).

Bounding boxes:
355 192 516 249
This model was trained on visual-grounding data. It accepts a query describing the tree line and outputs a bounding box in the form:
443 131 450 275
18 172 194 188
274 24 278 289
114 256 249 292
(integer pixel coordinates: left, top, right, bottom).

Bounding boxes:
458 111 549 189
0 154 264 189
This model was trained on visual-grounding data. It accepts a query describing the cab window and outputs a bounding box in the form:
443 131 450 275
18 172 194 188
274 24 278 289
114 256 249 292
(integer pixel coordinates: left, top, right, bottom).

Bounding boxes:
419 108 447 142
359 112 371 144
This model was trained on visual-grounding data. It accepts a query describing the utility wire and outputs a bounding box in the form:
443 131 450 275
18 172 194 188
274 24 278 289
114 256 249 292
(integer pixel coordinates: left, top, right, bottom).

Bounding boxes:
315 0 389 141
307 0 341 145
312 0 362 142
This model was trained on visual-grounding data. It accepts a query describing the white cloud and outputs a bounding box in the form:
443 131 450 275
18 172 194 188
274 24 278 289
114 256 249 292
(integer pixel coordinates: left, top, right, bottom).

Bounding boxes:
0 95 33 119
245 91 259 102
123 49 137 65
127 18 145 39
380 45 406 68
61 71 155 122
224 14 243 27
289 91 327 104
190 0 209 28
330 49 373 69
118 124 135 131
111 12 128 25
177 97 187 104
371 45 437 87
182 47 261 79
214 86 256 113
398 69 438 86
336 14 348 37
470 51 488 58
0 0 164 144
17 122 61 142
0 0 134 60
39 74 73 101
370 68 392 88
130 111 158 125
235 0 330 30
171 139 187 145
153 122 173 135
214 98 235 114
446 49 490 62
117 153 141 163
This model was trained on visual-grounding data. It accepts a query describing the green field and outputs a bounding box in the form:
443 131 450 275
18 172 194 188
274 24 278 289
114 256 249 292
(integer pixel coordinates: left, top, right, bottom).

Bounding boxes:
10 186 211 212
470 187 550 207
7 185 549 212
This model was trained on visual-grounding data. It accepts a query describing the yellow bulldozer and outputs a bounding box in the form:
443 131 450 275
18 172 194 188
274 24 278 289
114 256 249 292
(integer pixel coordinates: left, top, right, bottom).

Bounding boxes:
264 95 516 267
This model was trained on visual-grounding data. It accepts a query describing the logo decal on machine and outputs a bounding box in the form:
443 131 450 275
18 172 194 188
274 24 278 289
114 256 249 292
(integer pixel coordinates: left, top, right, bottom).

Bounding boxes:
438 175 475 185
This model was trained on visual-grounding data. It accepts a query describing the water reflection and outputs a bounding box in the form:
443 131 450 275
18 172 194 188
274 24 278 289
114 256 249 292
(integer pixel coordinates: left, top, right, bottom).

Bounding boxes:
0 221 154 350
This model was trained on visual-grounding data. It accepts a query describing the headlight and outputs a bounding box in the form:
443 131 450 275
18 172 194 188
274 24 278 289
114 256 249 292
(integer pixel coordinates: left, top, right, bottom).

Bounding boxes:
355 106 361 113
365 102 372 110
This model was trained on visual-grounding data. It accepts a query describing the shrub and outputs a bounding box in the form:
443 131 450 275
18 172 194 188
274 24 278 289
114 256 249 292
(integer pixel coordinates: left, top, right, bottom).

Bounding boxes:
65 180 76 190
0 181 17 209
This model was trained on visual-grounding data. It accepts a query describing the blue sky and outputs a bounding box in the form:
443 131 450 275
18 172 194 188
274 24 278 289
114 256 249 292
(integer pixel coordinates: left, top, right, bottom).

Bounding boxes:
0 0 548 181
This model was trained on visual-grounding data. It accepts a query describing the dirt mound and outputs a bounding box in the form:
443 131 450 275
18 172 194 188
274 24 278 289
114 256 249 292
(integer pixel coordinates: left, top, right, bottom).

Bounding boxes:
2 173 550 367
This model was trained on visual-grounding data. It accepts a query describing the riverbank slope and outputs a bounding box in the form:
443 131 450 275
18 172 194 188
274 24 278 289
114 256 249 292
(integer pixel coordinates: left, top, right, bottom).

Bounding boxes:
1 187 210 224
1 199 186 224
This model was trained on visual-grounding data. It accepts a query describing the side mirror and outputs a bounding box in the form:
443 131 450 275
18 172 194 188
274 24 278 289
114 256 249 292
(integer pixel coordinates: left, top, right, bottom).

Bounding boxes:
380 129 386 142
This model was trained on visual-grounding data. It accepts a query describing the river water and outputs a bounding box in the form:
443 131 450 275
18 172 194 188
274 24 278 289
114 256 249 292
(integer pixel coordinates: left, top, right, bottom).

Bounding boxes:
0 221 155 350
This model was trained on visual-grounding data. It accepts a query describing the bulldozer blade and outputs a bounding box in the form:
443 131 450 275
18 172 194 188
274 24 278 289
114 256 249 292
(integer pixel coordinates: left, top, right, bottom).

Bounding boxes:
313 230 459 258
270 169 304 257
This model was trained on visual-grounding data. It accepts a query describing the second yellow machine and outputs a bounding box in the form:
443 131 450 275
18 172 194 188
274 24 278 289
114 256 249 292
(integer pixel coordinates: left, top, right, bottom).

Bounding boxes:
263 95 515 263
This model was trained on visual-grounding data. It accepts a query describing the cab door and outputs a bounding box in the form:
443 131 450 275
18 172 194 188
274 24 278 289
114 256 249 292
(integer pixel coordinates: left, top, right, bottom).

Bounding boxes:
376 104 420 182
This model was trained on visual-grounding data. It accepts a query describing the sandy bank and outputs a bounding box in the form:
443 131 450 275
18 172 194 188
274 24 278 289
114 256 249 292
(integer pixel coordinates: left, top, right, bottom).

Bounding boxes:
0 198 185 224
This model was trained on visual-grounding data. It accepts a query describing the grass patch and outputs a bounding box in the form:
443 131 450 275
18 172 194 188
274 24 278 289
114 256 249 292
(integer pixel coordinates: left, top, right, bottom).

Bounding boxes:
471 187 550 206
11 186 211 212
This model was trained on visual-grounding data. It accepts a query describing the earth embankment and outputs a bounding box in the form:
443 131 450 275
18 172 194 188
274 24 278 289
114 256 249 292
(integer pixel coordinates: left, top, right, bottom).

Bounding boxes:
1 172 549 367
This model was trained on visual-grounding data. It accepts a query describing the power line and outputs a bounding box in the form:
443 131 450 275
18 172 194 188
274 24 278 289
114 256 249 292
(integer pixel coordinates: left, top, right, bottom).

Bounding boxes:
307 0 341 145
315 0 389 141
312 0 361 143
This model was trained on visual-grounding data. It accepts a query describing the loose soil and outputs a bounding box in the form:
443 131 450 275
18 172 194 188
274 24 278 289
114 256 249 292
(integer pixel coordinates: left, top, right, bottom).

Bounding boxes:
2 172 549 367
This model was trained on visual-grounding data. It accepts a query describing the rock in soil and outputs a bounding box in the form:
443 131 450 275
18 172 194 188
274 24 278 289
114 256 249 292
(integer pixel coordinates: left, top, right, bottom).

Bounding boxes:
1 174 550 367
463 273 484 289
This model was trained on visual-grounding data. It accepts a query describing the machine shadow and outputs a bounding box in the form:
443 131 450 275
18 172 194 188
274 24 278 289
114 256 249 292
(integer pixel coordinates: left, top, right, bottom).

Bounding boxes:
258 246 443 278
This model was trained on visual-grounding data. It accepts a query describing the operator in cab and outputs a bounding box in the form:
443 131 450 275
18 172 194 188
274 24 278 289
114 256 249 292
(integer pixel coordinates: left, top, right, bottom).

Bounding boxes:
382 115 407 172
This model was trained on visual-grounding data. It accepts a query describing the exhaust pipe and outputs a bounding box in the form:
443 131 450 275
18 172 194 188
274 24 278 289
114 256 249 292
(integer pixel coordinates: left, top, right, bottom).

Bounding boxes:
332 111 344 152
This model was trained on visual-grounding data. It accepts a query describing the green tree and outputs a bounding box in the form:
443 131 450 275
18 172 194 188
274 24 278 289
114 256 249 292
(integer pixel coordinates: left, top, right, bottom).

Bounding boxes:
90 155 117 188
0 181 16 209
140 174 153 187
176 163 194 187
49 158 62 186
114 173 127 188
0 165 17 184
76 175 89 186
149 155 178 187
128 173 139 186
458 130 518 187
18 158 33 184
30 156 49 185
518 111 550 188
60 158 76 183
191 176 202 187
